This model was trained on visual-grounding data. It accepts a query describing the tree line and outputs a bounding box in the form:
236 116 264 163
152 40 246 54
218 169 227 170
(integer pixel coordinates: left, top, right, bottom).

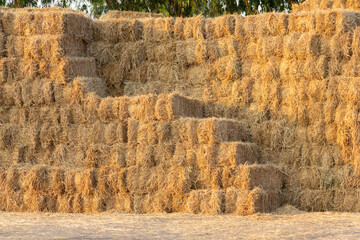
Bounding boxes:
2 0 305 17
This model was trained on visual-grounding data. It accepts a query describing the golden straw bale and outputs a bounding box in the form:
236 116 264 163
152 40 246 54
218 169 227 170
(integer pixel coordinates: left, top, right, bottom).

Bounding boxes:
96 166 119 196
57 194 72 212
165 165 192 194
115 192 132 212
197 118 249 144
289 12 316 33
209 15 235 38
239 164 283 191
191 15 206 40
51 168 65 195
21 35 87 60
128 94 157 122
147 41 176 62
109 144 127 167
155 93 204 121
283 33 300 59
196 144 219 169
0 124 17 150
98 97 117 123
127 119 139 146
84 144 110 168
23 190 49 212
152 17 174 41
211 55 241 81
72 193 84 213
135 144 155 168
330 32 353 60
294 33 322 59
234 14 244 36
74 169 96 195
173 17 185 40
6 35 25 57
243 15 257 38
218 142 261 167
50 57 97 83
186 190 225 214
23 165 50 192
64 169 76 194
68 77 108 102
335 11 360 34
237 188 281 215
3 11 93 40
214 37 238 58
259 36 283 58
274 13 289 36
156 122 172 144
153 144 175 166
334 189 360 212
172 118 199 145
105 122 127 145
299 189 335 212
94 19 143 43
137 122 157 145
5 165 22 192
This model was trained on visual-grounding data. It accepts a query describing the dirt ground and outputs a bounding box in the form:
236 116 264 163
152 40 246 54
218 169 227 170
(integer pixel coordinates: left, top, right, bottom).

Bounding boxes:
0 206 360 240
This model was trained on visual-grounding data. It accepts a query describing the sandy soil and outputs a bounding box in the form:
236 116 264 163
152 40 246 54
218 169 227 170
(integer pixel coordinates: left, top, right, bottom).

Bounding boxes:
1 206 360 240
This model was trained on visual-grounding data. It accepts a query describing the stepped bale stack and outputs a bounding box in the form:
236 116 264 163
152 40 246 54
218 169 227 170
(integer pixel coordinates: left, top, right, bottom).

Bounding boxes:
1 0 360 213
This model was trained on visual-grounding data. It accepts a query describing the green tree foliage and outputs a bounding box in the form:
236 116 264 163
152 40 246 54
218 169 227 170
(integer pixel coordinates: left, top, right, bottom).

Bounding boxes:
0 0 305 17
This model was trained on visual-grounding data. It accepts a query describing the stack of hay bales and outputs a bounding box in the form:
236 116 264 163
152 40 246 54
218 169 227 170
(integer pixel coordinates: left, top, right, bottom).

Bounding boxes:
90 13 243 100
0 89 284 213
1 8 97 83
0 8 107 212
89 1 360 212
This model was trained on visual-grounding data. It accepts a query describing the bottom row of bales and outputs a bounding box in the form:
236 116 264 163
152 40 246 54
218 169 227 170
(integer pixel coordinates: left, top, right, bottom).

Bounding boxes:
0 164 283 214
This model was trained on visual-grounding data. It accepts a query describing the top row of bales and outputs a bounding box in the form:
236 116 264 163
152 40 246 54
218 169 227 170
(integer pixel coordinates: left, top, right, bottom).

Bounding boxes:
1 7 360 43
293 0 360 12
0 8 93 41
94 10 360 44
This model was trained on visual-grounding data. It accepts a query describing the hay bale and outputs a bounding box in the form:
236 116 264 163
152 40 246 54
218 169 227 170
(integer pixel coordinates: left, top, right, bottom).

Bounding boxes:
155 93 204 121
74 169 96 195
84 143 110 168
211 55 241 81
128 94 157 122
147 41 176 62
225 188 281 215
94 19 143 43
299 189 335 211
218 142 261 167
109 144 127 167
153 18 174 41
51 168 65 195
50 57 97 83
334 189 360 212
23 165 50 192
259 36 283 58
197 118 249 144
196 144 219 169
135 144 155 168
239 164 283 191
186 190 225 214
2 11 94 41
104 122 127 145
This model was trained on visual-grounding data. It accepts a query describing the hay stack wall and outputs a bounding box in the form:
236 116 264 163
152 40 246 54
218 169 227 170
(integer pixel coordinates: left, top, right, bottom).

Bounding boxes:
1 0 360 213
90 1 360 212
0 8 284 214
